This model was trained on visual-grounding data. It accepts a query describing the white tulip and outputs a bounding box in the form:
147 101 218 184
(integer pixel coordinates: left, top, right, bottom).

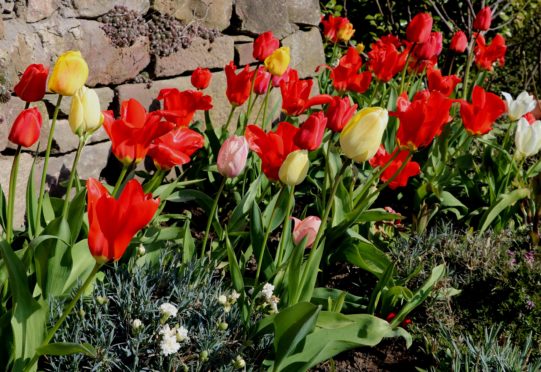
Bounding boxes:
503 91 537 121
515 117 541 159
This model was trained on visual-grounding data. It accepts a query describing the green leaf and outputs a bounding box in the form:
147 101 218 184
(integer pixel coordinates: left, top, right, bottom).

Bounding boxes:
368 263 395 314
67 189 86 243
25 159 38 238
225 230 244 294
228 176 261 232
340 238 391 278
36 342 96 357
61 239 95 296
182 220 195 263
310 288 366 313
479 188 530 232
263 187 290 232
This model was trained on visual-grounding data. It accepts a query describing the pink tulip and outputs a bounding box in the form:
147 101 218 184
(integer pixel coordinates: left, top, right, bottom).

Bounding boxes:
217 135 249 178
254 66 271 95
292 216 321 248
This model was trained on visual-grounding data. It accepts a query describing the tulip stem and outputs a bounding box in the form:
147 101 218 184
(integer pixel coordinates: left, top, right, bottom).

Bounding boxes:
6 145 22 243
246 63 261 120
112 164 130 198
225 106 236 132
143 168 166 194
261 81 272 129
399 46 414 94
201 176 226 257
35 95 63 235
462 37 476 100
61 137 85 217
275 185 295 266
24 262 102 372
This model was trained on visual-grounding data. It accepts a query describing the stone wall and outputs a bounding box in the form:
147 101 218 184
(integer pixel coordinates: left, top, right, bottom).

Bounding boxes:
0 0 324 226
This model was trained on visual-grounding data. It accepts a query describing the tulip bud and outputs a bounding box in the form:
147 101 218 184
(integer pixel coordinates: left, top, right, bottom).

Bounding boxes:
14 64 48 102
340 107 388 162
69 86 102 136
48 51 89 96
217 135 249 178
326 96 358 132
253 31 280 62
406 13 433 44
8 107 43 148
254 66 271 95
413 32 443 60
502 91 537 121
473 6 492 31
294 112 327 151
191 67 212 90
337 22 355 42
515 117 541 159
450 31 468 53
292 216 321 248
278 150 309 186
264 47 291 77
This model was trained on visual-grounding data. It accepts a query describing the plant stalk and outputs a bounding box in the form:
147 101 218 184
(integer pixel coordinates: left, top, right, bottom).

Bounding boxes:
201 176 226 257
61 137 85 217
6 145 22 243
112 164 130 198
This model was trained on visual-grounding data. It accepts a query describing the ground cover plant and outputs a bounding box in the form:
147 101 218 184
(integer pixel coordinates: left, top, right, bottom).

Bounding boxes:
0 0 540 370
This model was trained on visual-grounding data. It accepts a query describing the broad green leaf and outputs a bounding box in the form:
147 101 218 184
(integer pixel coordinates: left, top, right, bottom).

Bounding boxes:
36 342 96 357
341 238 391 278
368 263 395 314
262 187 290 232
310 288 366 313
61 239 95 295
67 188 86 243
225 230 244 294
479 188 530 232
228 176 261 232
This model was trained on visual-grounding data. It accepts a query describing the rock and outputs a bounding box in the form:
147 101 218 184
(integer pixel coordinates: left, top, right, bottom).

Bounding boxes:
0 18 4 38
72 0 150 18
154 36 234 78
26 0 59 23
51 119 80 153
282 28 325 78
235 41 256 66
287 0 320 26
234 0 294 38
152 0 233 31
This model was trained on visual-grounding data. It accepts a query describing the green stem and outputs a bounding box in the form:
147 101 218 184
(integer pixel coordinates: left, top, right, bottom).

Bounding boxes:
368 81 381 105
246 63 261 119
112 164 130 198
399 47 413 94
225 105 237 132
35 95 63 235
462 37 476 100
24 262 101 372
61 137 85 217
6 146 22 243
275 185 295 266
143 168 166 194
261 81 272 129
201 177 226 257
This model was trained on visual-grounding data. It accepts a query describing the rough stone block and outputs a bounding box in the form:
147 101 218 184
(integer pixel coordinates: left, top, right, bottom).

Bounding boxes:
282 28 325 78
26 0 59 23
72 0 150 18
234 0 294 38
152 0 233 31
235 41 256 66
287 0 321 26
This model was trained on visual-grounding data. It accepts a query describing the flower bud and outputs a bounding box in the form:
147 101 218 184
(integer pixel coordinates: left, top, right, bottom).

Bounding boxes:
69 86 102 136
294 112 327 151
217 135 249 178
413 32 442 60
132 318 143 331
14 64 48 102
450 31 468 53
406 13 433 44
96 295 109 305
278 150 309 186
191 67 212 90
254 67 271 95
340 107 388 162
291 216 321 248
137 244 146 256
326 96 357 132
233 355 246 369
218 322 229 331
473 6 492 31
8 107 43 148
48 51 89 96
200 350 210 362
253 31 280 62
264 47 291 77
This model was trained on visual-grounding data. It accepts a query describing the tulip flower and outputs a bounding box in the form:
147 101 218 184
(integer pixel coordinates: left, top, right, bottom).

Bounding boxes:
279 150 309 186
321 15 354 44
325 96 357 132
271 67 291 88
103 98 175 165
280 69 333 116
474 34 506 71
69 86 103 136
147 127 204 170
459 86 506 135
217 135 249 178
245 122 299 180
191 67 212 90
337 21 355 43
254 67 271 95
157 88 212 127
369 146 420 189
413 31 443 60
368 35 410 82
8 107 42 148
450 31 468 53
473 6 492 31
225 61 254 106
502 91 537 121
13 64 48 102
330 47 372 94
86 178 159 263
294 111 328 151
291 216 321 248
392 90 453 150
406 13 433 44
48 50 89 96
515 117 541 159
427 67 462 97
264 47 291 77
253 31 280 62
340 107 388 162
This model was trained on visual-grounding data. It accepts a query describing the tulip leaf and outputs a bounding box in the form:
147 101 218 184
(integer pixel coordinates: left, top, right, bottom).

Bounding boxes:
310 287 366 313
250 203 274 279
228 176 261 232
263 187 291 232
182 219 195 263
61 239 95 296
67 188 87 243
340 236 391 278
479 188 530 233
225 230 244 294
36 342 97 357
25 158 38 238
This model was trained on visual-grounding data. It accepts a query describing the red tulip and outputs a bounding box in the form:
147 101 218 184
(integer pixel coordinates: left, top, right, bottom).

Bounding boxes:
413 31 442 60
320 15 353 43
225 61 254 107
368 35 410 82
473 6 492 31
157 88 212 127
450 31 468 53
86 178 159 263
406 13 433 44
280 69 332 116
253 31 280 62
191 67 212 90
8 107 43 147
325 96 357 132
474 34 506 71
245 122 299 180
427 66 461 97
369 146 420 189
294 112 328 151
330 47 372 94
13 64 48 102
524 112 536 124
147 127 204 170
459 85 506 135
272 67 292 88
254 66 271 95
392 90 453 150
103 99 175 165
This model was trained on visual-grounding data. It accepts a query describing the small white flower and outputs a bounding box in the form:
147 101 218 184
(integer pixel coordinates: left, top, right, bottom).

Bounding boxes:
218 294 228 305
160 303 178 318
137 244 146 256
503 91 537 121
230 290 240 302
261 283 274 300
176 325 189 342
269 295 280 314
159 325 180 356
233 355 246 369
132 319 143 330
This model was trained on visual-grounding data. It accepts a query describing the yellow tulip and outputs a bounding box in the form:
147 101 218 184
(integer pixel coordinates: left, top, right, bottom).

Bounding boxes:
338 22 355 42
340 107 388 163
48 51 89 96
279 150 309 186
69 86 102 136
355 43 365 54
264 47 291 76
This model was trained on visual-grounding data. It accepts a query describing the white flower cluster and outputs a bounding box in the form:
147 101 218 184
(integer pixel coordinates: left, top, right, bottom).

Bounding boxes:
261 283 280 313
156 302 190 356
218 290 240 313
